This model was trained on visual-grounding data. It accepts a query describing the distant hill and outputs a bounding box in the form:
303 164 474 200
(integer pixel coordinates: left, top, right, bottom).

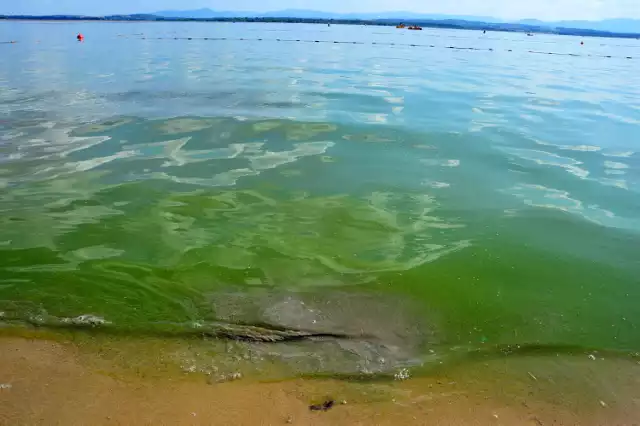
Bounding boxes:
260 9 339 19
154 8 501 22
154 8 345 19
3 11 640 38
519 18 640 33
346 12 501 22
153 8 261 19
154 8 640 33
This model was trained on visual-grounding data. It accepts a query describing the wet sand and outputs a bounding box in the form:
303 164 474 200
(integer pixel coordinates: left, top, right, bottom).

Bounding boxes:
1 336 640 425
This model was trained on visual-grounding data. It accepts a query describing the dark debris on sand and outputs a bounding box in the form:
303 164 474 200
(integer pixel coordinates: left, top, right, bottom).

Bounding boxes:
309 399 335 411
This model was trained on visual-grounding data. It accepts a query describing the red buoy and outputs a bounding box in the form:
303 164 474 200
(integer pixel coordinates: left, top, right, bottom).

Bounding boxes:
77 33 84 41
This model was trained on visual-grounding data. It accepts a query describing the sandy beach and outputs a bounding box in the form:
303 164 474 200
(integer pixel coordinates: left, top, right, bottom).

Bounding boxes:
2 333 640 426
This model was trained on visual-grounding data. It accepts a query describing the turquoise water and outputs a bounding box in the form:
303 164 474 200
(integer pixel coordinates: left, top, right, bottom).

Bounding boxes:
1 21 640 374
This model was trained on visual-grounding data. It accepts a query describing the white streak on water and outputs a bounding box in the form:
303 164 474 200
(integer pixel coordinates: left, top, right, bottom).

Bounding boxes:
604 151 634 158
421 159 461 168
248 141 335 171
70 150 137 172
604 161 629 170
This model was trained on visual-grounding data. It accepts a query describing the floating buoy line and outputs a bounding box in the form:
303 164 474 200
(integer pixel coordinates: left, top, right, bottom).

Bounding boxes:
123 36 635 60
1 35 635 60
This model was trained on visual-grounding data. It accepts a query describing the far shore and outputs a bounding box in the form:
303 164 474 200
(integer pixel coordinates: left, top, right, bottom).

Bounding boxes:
2 16 640 39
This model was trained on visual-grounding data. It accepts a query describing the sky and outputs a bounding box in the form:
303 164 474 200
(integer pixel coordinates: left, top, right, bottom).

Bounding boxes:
2 0 639 21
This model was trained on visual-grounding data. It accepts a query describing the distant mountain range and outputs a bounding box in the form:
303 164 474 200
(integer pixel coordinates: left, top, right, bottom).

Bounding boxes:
154 8 640 33
155 8 499 22
517 18 640 34
2 9 640 38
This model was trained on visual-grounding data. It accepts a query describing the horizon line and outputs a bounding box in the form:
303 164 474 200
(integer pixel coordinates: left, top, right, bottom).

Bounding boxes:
0 10 637 23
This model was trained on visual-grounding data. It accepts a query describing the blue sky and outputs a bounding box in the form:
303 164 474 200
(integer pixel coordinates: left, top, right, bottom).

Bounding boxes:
2 0 639 21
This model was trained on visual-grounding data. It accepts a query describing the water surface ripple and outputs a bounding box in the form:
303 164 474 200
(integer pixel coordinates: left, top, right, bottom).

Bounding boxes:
1 22 639 375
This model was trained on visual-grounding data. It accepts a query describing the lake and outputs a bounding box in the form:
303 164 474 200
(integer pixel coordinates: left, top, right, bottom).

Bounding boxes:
1 21 639 377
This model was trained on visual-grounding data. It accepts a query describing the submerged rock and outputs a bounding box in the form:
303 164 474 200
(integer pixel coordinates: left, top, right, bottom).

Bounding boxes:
205 288 436 374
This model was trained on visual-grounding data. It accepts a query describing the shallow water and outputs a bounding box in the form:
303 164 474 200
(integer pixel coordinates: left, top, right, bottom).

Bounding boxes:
1 21 640 375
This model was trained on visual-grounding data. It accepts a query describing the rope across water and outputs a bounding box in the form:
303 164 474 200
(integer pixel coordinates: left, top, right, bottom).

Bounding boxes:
120 35 636 60
2 35 635 60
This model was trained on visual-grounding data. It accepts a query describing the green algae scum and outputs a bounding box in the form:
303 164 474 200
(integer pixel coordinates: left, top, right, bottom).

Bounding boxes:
1 21 640 385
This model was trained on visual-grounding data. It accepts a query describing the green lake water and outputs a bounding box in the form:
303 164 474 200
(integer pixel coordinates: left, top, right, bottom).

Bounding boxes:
1 21 639 375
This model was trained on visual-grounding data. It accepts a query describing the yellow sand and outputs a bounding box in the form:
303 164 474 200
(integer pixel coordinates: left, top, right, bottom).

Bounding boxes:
1 336 639 425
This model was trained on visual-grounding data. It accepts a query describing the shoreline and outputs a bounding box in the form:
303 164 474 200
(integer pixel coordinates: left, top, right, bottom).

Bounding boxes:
1 332 639 425
1 17 639 39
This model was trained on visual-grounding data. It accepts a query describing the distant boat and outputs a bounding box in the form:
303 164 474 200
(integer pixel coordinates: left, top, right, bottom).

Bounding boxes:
527 33 534 36
408 26 423 31
396 24 406 29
